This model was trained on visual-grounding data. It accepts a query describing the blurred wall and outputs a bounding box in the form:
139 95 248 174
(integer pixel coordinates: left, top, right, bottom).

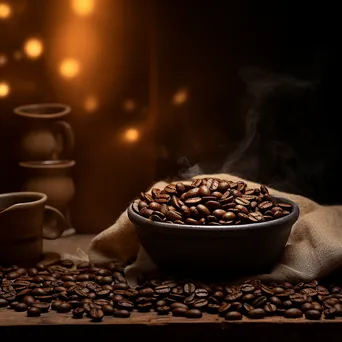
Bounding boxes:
0 0 341 235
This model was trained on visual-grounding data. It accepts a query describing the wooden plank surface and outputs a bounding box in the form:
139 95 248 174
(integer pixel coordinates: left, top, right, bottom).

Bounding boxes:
1 234 342 340
1 309 342 326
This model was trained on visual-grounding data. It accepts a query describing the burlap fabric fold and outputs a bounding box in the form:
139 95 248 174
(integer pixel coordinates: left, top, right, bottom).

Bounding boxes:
88 173 342 287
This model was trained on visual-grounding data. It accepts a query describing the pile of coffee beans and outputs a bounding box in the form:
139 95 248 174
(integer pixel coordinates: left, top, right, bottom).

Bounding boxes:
1 260 342 322
133 178 293 226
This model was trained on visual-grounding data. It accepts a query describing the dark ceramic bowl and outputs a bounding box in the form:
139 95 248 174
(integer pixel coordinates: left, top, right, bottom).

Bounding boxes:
128 197 300 280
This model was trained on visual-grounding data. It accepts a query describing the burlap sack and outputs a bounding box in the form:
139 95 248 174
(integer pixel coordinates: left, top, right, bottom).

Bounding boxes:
88 173 342 287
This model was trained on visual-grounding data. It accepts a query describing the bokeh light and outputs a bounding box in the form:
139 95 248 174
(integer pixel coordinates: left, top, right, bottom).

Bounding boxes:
122 99 136 112
23 38 44 59
59 58 80 79
0 82 10 98
0 3 11 19
71 0 94 16
172 89 188 105
0 54 7 66
84 95 98 112
13 51 22 60
123 128 139 143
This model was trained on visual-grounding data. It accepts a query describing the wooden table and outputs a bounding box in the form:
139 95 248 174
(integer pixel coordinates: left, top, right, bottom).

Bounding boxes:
0 234 340 340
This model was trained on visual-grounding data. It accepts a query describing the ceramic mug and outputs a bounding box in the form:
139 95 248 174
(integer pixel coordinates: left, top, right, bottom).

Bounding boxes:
0 192 68 266
14 103 74 161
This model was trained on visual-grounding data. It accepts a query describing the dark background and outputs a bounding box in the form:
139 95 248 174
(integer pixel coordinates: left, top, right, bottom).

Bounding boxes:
0 0 340 233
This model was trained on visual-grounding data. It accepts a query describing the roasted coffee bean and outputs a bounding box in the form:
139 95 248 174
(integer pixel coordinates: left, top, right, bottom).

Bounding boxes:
7 271 21 280
305 309 322 320
205 201 221 210
154 285 171 295
114 309 131 318
72 307 85 318
0 298 9 308
225 311 242 320
139 287 155 297
166 210 183 221
187 309 203 318
324 307 336 318
118 300 134 310
283 300 293 308
253 296 267 308
192 298 208 309
186 218 199 225
225 292 243 302
264 303 277 314
243 303 254 314
196 204 210 216
10 301 19 310
301 303 314 312
324 297 339 307
240 284 255 293
32 302 50 313
183 283 196 294
172 307 188 317
101 304 114 315
170 302 188 310
334 303 342 316
57 302 72 313
311 302 323 312
242 294 255 303
94 299 110 306
195 288 208 298
90 308 104 322
171 286 184 295
27 268 39 277
248 308 266 319
27 307 41 317
15 303 28 312
51 300 63 310
217 181 229 192
284 308 303 318
218 302 232 316
155 305 170 315
23 295 35 307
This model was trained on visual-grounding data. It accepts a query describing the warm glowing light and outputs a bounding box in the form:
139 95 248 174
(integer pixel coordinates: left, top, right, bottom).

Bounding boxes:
13 51 22 60
122 99 136 112
172 89 188 105
124 128 139 143
23 38 44 59
0 82 10 98
84 95 98 112
59 58 80 79
0 54 7 66
0 3 11 19
71 0 94 16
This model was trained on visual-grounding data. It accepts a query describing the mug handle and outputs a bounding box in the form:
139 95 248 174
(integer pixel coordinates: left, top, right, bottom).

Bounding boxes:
42 205 69 240
53 120 75 159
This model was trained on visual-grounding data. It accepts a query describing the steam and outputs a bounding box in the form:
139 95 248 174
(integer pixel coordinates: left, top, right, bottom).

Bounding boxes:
177 66 319 195
177 157 203 179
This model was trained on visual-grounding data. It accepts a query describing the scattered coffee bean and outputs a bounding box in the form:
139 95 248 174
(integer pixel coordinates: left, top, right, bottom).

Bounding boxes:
284 308 303 318
305 310 322 320
57 302 72 313
186 309 202 318
15 303 28 312
114 309 131 318
72 307 85 318
1 260 341 324
248 308 266 319
90 308 104 322
225 311 242 320
172 307 188 317
27 307 41 317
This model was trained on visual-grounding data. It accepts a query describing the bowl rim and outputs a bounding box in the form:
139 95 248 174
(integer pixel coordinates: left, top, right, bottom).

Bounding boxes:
128 196 300 232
